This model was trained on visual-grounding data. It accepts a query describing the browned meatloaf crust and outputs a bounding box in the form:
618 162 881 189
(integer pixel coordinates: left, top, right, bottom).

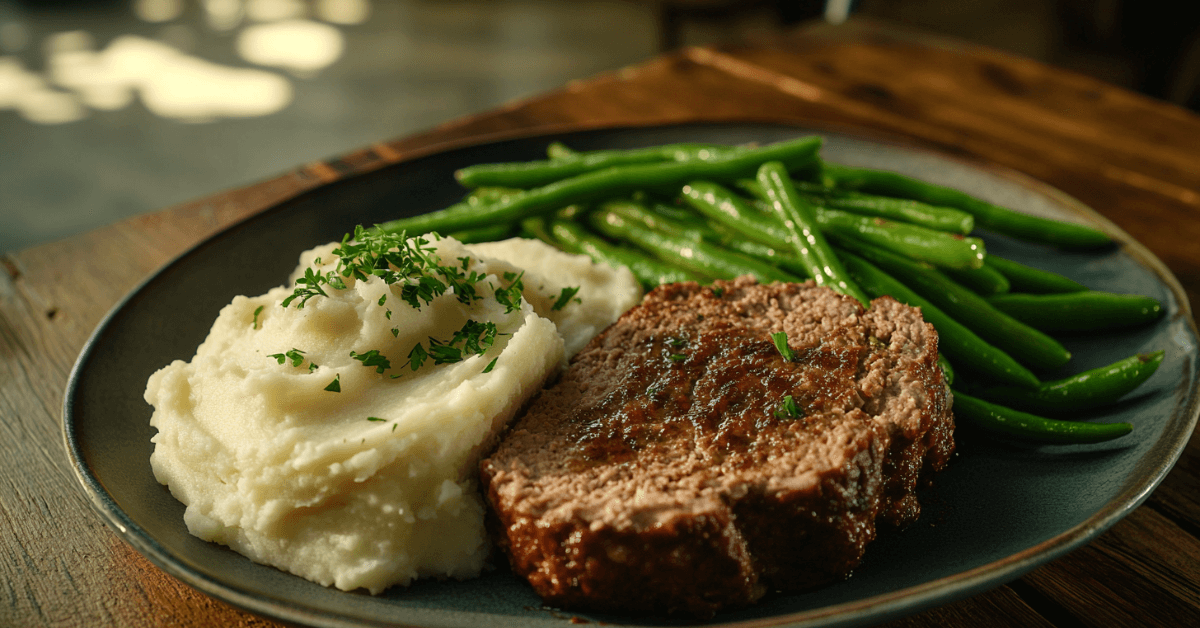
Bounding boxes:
480 277 954 616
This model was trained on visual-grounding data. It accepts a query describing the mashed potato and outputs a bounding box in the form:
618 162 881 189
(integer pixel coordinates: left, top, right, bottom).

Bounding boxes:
145 235 640 593
469 237 638 358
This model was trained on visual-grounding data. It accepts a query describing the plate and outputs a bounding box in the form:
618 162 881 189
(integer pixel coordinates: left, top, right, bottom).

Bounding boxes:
63 123 1200 627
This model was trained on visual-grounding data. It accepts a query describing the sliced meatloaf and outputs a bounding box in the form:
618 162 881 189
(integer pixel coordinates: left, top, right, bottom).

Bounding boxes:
480 277 954 616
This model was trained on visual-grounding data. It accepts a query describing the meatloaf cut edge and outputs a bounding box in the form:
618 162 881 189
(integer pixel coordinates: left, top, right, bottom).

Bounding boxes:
480 277 954 616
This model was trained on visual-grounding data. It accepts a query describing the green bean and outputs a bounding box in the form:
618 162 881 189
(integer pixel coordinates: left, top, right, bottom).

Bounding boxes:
548 141 731 161
985 256 1087 293
449 223 517 243
457 143 736 188
943 262 1010 295
466 186 524 206
951 390 1132 443
607 199 812 279
840 250 1041 389
518 217 554 244
599 199 706 241
821 161 1113 249
549 219 702 288
645 199 714 228
736 177 837 198
546 141 576 159
647 197 780 247
376 135 824 237
971 350 1164 414
721 180 987 270
739 178 976 234
837 239 1071 370
817 207 986 270
733 177 767 199
590 205 799 284
987 291 1164 332
681 180 794 246
813 190 974 234
641 198 696 221
554 204 587 221
757 161 869 304
701 222 814 279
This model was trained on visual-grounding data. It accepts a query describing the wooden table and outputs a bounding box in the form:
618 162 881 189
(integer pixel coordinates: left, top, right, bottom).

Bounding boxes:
4 19 1199 627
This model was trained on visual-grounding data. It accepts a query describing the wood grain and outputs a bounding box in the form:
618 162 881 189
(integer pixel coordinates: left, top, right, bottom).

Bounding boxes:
1021 507 1200 626
2 17 1198 628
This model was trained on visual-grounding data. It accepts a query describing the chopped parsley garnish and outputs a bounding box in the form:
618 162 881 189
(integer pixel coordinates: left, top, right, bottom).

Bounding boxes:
494 271 525 314
551 286 582 311
277 227 526 381
268 348 307 367
404 320 499 370
252 305 264 329
711 287 725 297
668 353 687 362
451 320 498 356
399 275 448 310
324 374 341 392
770 332 795 362
281 227 497 313
483 357 498 373
775 395 801 419
667 337 686 348
281 267 334 309
366 417 385 422
351 349 392 374
427 342 463 365
406 343 428 371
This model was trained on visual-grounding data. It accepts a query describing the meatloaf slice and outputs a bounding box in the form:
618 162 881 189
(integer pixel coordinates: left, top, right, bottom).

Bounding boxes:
481 277 953 616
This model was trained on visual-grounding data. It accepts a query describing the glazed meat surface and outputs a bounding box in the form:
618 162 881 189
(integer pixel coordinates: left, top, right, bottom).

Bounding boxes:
481 277 954 616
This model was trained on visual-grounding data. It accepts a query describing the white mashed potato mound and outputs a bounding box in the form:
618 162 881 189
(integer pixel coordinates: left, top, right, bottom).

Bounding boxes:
469 237 640 357
145 235 639 594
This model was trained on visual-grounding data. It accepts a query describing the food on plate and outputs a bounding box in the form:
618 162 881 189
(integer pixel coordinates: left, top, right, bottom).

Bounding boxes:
426 136 1165 445
951 391 1132 443
818 161 1113 248
374 135 825 238
985 291 1165 332
468 237 638 358
481 278 953 616
838 240 1072 370
145 132 1167 609
970 350 1165 414
756 160 871 304
143 231 639 593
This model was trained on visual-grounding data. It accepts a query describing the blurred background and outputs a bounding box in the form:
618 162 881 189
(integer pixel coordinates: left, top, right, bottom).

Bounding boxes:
2 0 1198 254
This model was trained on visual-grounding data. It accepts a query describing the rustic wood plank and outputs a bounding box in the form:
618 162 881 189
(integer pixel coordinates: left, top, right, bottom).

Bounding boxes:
881 585 1055 628
727 45 1200 188
1020 506 1200 626
1147 430 1200 539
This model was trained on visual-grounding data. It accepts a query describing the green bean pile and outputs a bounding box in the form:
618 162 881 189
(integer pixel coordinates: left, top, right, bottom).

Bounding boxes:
376 136 1166 445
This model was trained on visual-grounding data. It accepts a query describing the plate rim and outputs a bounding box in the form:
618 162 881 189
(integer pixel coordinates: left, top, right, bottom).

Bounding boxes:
61 120 1200 628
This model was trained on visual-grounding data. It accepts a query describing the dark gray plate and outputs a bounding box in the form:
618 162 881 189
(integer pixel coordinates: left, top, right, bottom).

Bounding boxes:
63 123 1199 628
